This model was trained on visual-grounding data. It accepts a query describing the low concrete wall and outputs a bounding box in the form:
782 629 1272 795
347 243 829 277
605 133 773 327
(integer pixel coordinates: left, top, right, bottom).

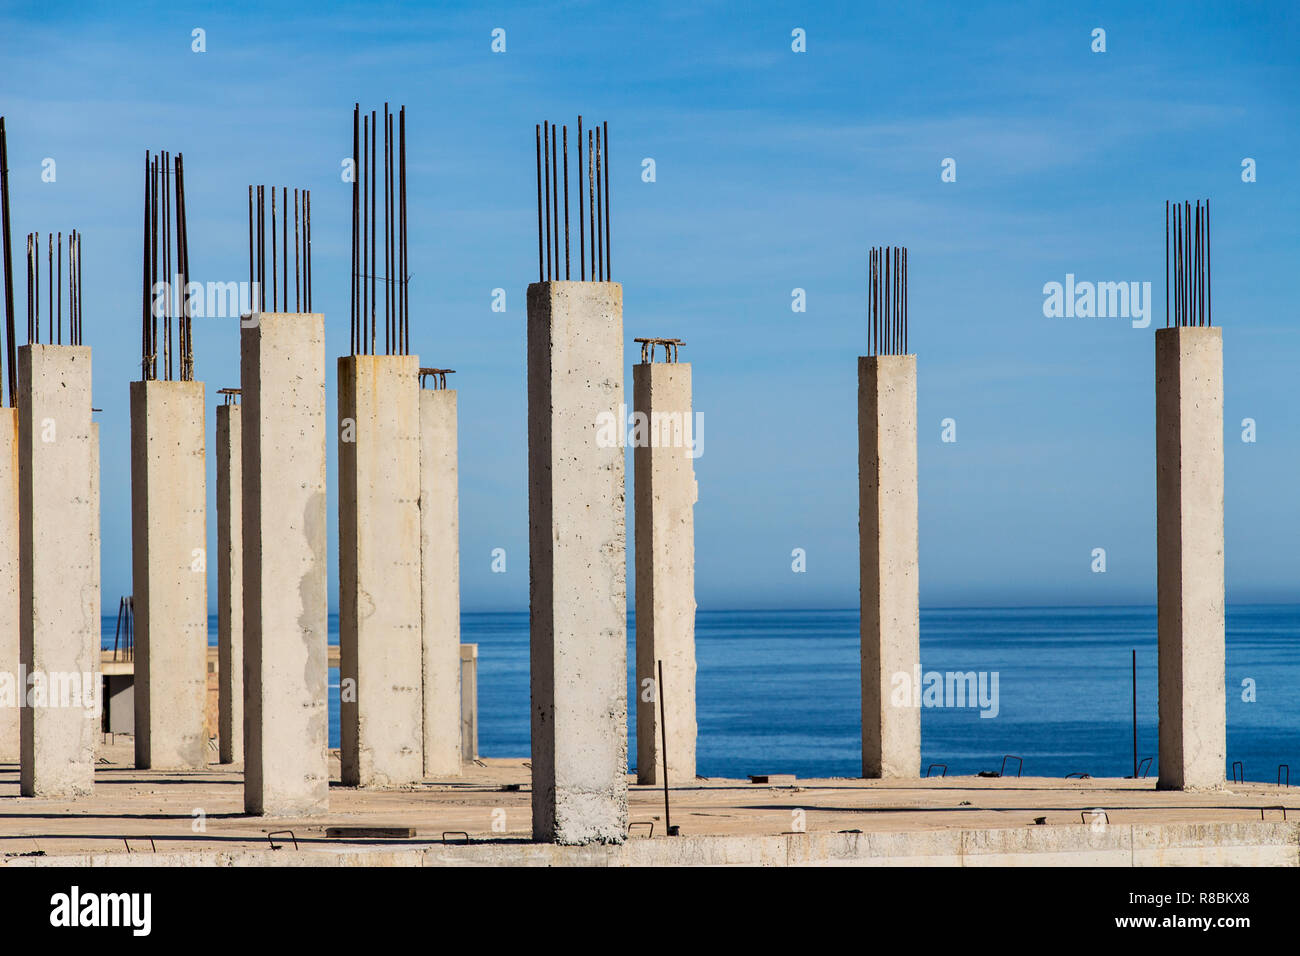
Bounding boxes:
6 822 1296 868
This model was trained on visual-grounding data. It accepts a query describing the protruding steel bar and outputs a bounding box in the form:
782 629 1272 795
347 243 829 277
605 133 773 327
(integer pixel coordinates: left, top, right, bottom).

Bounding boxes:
384 103 391 354
551 119 559 279
535 124 544 282
352 105 360 353
543 122 552 281
294 187 300 312
603 121 610 281
370 109 376 354
399 105 407 352
362 112 369 352
271 184 277 314
578 116 585 282
563 124 570 280
588 128 595 281
594 127 602 282
306 189 313 313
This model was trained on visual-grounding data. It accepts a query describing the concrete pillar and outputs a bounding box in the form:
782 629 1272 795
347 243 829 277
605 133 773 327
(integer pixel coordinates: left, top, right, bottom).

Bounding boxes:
420 384 461 777
460 643 477 762
0 408 18 762
527 281 628 845
859 354 920 779
129 379 207 770
242 313 329 816
216 402 242 764
338 354 422 787
18 344 98 797
633 360 697 785
1156 326 1225 790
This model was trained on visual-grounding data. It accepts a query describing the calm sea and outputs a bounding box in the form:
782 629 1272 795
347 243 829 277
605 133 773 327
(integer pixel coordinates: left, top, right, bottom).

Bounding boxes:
101 605 1300 783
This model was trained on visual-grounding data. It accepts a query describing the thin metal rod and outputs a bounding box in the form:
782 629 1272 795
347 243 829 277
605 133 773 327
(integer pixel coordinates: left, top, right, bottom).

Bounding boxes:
370 109 376 353
563 124 570 279
352 105 359 353
543 122 552 281
657 659 671 833
603 121 610 281
588 128 595 280
578 116 584 281
551 120 559 279
1206 199 1211 327
594 128 602 281
535 125 543 282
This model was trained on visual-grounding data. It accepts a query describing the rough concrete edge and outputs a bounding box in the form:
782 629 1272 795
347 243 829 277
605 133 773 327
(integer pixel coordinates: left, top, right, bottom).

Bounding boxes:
5 821 1296 868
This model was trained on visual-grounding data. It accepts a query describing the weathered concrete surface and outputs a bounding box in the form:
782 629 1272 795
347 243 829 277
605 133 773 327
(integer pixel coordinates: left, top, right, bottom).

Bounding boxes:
1156 327 1225 791
216 403 242 764
527 281 628 844
420 386 461 777
633 361 697 785
242 313 329 815
17 345 98 797
1 746 1297 866
858 355 920 779
130 379 207 770
0 409 18 762
460 643 477 762
338 355 422 787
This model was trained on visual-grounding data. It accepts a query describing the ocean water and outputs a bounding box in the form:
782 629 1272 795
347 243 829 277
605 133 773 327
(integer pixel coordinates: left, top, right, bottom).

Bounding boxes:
101 604 1300 783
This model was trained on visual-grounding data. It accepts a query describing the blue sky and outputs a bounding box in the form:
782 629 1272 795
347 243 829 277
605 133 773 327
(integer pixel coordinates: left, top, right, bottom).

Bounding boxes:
1 0 1297 611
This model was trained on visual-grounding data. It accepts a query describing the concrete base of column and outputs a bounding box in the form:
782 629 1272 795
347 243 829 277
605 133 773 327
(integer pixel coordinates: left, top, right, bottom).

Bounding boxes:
527 281 628 845
216 402 242 764
420 386 461 778
633 361 698 786
1156 326 1225 791
130 379 208 770
242 313 329 816
338 354 423 788
0 409 18 762
18 345 98 797
858 354 920 779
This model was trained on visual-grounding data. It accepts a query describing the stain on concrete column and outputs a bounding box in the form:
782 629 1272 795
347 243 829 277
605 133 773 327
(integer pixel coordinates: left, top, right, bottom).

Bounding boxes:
420 378 461 778
338 354 423 787
242 313 329 816
216 396 242 764
130 379 207 770
633 346 697 786
18 344 98 797
1156 326 1225 790
527 281 628 844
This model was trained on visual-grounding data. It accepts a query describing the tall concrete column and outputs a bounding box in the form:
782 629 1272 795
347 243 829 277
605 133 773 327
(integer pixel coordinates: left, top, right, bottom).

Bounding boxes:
633 358 697 786
216 400 242 764
18 344 98 797
859 354 920 779
1156 326 1225 790
420 383 461 778
338 354 422 788
130 379 207 770
242 312 328 816
527 281 628 845
0 408 18 762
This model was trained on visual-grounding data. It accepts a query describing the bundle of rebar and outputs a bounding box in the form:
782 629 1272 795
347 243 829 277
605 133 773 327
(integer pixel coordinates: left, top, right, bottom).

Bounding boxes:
349 103 408 356
247 185 312 317
868 245 908 356
535 117 611 282
1166 200 1211 328
0 117 16 406
140 150 194 381
24 230 84 347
